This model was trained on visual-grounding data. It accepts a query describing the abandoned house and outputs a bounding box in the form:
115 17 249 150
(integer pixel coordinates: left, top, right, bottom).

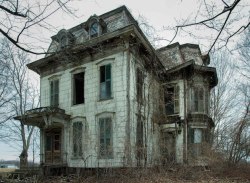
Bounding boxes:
15 6 217 171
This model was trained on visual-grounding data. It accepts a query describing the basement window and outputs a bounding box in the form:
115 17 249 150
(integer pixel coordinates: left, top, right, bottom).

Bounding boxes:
100 64 112 100
73 72 85 105
165 85 179 115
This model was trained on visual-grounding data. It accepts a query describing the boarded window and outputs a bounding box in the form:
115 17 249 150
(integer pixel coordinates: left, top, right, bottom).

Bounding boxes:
73 122 83 157
165 85 179 115
192 87 205 112
90 22 98 38
136 68 143 103
73 72 85 105
50 79 59 107
100 64 111 99
99 117 112 158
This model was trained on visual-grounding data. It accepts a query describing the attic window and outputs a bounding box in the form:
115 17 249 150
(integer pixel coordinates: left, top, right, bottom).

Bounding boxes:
90 22 98 38
61 36 67 49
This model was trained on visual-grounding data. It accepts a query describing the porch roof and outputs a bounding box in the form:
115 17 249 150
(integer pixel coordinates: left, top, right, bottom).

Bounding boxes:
14 107 71 128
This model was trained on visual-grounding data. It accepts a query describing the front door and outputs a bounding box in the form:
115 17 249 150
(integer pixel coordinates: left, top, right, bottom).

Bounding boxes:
45 129 61 163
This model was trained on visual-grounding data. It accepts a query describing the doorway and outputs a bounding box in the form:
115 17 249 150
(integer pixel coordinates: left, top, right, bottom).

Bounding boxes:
45 129 61 163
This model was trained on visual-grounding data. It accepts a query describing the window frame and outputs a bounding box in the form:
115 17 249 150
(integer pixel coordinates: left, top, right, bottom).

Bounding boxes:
49 79 59 107
89 22 99 38
136 68 144 103
72 72 85 105
72 121 83 157
97 113 114 159
165 84 180 115
191 86 206 113
99 64 112 100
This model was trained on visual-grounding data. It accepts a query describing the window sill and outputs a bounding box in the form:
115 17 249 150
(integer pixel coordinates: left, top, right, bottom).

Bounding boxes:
98 97 113 102
72 103 85 107
71 156 83 160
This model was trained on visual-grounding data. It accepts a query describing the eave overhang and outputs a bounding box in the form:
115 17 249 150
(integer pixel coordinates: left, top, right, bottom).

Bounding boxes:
165 60 218 88
27 23 166 78
14 107 71 128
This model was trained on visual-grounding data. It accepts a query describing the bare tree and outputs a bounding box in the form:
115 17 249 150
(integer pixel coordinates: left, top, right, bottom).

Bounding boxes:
210 50 237 148
0 0 76 54
0 39 39 167
167 0 250 53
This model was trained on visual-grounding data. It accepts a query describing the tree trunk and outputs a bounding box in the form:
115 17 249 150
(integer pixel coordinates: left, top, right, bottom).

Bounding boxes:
19 149 28 169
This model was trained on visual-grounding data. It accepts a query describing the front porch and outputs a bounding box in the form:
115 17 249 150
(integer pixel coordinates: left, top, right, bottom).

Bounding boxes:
14 107 71 168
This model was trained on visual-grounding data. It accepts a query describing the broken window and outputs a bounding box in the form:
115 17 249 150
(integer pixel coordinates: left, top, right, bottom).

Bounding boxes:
99 117 112 158
73 72 85 105
136 68 144 103
73 122 83 157
100 64 111 100
50 79 59 107
165 85 179 115
192 87 205 112
90 22 98 38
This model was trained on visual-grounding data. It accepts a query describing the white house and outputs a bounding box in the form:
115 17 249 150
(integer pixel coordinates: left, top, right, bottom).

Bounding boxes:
15 6 217 174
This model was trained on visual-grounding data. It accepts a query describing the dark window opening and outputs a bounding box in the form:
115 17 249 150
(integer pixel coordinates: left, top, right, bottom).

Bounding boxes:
50 79 59 107
73 122 83 157
165 85 179 115
90 22 98 38
46 135 52 151
73 72 85 105
100 64 111 99
136 69 143 103
136 115 144 165
99 117 112 158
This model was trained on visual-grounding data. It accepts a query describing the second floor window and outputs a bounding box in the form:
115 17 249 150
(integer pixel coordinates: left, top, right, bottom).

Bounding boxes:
50 79 59 107
165 85 179 115
136 68 144 103
192 87 205 113
100 64 111 100
73 72 85 105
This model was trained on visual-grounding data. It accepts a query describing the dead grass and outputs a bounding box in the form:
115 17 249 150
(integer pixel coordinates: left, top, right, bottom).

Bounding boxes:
0 168 16 173
36 165 250 183
2 164 250 183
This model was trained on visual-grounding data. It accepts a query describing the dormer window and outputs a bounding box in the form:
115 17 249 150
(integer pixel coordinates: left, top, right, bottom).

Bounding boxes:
61 36 67 49
90 22 99 38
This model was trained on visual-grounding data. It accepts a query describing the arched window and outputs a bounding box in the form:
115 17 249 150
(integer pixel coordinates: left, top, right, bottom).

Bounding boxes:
60 36 67 49
90 22 98 38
